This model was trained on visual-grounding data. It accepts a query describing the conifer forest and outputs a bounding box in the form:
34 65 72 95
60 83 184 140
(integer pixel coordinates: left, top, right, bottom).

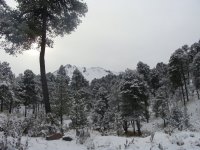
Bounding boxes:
0 0 200 150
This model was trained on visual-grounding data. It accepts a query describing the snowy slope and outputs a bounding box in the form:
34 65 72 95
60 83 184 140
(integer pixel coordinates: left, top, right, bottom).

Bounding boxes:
24 131 200 150
54 64 118 82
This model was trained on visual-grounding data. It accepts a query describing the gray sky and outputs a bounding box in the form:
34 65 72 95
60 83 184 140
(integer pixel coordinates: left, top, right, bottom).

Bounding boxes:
1 0 200 75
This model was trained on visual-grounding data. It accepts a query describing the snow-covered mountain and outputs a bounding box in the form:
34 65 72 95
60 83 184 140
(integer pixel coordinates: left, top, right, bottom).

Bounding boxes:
54 64 118 82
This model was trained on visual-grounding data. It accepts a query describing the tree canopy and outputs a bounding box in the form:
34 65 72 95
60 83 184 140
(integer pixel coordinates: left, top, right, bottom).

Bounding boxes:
0 0 88 54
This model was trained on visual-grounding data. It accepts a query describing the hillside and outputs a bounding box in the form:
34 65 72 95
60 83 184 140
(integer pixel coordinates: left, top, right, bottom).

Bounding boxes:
4 98 200 150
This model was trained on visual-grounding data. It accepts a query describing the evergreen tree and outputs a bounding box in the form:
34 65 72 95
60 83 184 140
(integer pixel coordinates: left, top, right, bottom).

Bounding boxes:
0 62 15 113
168 106 184 130
20 69 37 117
92 87 109 132
168 48 189 105
120 70 149 135
149 68 160 97
70 69 88 129
70 89 88 129
46 72 56 103
71 69 89 91
53 65 70 129
0 84 10 112
0 0 88 114
137 61 151 85
153 87 169 127
188 41 200 63
192 52 200 99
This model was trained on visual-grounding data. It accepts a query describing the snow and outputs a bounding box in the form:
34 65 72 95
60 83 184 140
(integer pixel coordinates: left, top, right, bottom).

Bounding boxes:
54 64 119 82
2 98 200 150
24 98 200 150
2 85 200 150
24 131 200 150
27 138 86 150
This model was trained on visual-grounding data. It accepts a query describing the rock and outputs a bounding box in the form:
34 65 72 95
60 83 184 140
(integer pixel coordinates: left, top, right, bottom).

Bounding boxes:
46 133 63 141
63 136 73 141
190 133 195 137
177 140 184 146
158 143 164 150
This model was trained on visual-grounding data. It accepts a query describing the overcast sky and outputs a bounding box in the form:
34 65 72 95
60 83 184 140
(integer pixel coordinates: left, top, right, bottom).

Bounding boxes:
1 0 200 75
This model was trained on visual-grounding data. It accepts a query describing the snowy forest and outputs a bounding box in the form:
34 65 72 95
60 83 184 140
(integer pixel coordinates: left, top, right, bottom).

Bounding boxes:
1 0 200 150
0 41 200 149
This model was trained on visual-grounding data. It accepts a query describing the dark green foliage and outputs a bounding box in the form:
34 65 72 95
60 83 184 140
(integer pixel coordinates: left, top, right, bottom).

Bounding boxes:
90 74 119 132
168 49 184 88
53 65 70 127
168 48 189 104
71 69 89 91
120 70 149 122
188 41 200 63
153 87 169 127
19 69 37 117
70 69 88 129
192 52 200 90
137 61 151 85
0 0 88 114
92 87 109 131
168 106 184 129
0 0 88 53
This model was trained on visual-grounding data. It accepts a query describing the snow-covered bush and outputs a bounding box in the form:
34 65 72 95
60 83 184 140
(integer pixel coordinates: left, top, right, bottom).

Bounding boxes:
76 128 90 144
85 139 95 150
124 138 134 149
0 115 29 150
167 106 184 130
26 113 60 137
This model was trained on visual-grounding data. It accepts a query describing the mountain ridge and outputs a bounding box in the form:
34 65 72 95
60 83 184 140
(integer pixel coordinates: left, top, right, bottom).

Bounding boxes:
54 64 119 82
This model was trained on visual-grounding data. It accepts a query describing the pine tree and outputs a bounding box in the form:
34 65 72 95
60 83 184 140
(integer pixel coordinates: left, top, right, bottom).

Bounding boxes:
20 69 37 117
0 84 9 112
168 106 184 130
188 41 200 63
70 90 88 129
149 68 160 97
137 61 151 85
46 73 56 103
192 52 200 99
120 70 149 135
92 87 109 132
53 65 70 129
0 0 88 114
70 69 88 129
0 62 15 113
168 48 189 105
153 87 169 127
71 69 89 91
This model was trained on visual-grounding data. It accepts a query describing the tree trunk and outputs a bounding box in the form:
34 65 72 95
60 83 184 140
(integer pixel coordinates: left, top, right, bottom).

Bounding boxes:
131 120 136 134
9 99 13 114
25 105 27 117
136 119 142 136
163 119 166 128
182 74 189 102
181 63 189 102
144 99 149 123
123 120 128 134
181 85 186 106
33 104 35 114
40 6 51 113
187 69 190 85
197 89 200 100
179 87 183 102
1 98 3 112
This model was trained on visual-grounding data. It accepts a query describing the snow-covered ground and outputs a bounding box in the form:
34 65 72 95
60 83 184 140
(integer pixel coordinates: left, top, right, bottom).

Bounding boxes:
2 95 200 150
25 131 200 150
